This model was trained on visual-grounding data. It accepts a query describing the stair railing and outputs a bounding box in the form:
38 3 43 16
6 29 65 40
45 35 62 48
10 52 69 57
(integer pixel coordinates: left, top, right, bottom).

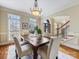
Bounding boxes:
56 20 70 36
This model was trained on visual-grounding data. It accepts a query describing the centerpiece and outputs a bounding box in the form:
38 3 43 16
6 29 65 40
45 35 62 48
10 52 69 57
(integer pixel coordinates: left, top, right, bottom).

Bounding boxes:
35 26 42 40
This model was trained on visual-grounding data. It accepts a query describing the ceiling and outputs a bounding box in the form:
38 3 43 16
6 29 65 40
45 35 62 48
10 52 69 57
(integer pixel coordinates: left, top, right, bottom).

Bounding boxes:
0 0 79 17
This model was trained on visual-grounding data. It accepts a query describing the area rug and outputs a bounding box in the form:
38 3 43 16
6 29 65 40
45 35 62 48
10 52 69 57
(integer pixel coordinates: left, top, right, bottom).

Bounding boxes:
7 45 76 59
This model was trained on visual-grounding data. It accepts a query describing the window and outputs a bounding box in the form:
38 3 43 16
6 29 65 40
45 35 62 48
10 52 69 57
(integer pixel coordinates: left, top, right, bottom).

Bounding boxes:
8 14 21 40
44 19 50 33
28 18 36 32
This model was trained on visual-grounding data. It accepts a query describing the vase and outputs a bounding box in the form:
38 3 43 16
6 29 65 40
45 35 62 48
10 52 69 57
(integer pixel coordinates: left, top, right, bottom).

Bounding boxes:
37 34 42 40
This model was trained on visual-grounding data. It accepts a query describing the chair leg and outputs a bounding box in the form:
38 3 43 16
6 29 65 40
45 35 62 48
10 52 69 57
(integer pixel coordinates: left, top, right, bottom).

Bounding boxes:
19 57 21 59
15 50 21 59
56 56 58 59
15 50 18 59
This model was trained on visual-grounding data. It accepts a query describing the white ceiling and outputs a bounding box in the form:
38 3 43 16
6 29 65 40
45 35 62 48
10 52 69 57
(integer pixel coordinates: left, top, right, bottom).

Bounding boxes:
0 0 79 17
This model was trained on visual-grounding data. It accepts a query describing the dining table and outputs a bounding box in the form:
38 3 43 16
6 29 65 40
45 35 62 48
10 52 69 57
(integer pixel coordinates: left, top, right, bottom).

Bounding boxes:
23 34 49 59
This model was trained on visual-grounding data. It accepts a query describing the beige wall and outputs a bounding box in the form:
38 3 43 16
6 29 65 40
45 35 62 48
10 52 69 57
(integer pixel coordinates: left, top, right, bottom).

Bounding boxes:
0 6 30 43
50 4 79 33
0 6 1 32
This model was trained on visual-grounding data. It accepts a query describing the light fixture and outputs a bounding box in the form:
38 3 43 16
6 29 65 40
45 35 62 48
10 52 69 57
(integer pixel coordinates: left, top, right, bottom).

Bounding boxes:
30 0 42 16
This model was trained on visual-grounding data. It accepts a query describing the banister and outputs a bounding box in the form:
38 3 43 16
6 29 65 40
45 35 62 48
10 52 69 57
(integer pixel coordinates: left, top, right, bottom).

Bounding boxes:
56 20 70 36
57 20 70 30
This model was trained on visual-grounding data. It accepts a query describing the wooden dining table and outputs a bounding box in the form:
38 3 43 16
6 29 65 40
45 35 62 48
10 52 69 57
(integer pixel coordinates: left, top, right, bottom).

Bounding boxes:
23 34 49 59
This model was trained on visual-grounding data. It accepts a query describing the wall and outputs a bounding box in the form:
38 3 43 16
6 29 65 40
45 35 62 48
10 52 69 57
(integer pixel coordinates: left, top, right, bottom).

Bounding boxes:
0 6 30 43
0 6 1 42
50 4 79 33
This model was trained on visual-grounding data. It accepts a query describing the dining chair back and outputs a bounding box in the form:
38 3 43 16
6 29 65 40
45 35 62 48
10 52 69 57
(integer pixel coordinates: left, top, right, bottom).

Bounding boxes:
38 36 62 59
47 37 53 57
49 36 62 59
13 36 32 59
13 37 22 57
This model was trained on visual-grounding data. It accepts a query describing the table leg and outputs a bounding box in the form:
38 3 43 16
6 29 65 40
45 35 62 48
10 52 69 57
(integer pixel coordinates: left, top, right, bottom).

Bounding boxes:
33 47 38 59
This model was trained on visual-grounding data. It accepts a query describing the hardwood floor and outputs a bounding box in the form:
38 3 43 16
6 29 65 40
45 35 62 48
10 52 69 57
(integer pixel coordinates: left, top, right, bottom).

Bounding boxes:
60 44 79 59
0 45 9 59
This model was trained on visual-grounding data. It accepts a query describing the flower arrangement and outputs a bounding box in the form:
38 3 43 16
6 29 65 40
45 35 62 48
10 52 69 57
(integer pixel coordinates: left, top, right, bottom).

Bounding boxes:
35 26 42 34
35 26 42 40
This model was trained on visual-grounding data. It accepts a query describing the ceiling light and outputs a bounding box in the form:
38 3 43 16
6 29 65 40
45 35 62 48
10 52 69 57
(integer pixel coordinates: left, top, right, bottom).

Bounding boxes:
30 0 42 16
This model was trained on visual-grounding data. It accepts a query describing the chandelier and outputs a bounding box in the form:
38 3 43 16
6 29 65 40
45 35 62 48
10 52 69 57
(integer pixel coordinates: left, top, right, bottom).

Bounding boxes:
30 0 42 16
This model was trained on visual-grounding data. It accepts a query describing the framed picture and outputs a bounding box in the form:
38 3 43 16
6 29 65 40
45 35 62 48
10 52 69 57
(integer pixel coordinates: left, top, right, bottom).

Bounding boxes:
22 22 28 29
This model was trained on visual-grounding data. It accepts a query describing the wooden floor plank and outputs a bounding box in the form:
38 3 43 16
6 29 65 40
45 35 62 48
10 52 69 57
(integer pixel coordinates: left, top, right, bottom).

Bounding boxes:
0 45 9 59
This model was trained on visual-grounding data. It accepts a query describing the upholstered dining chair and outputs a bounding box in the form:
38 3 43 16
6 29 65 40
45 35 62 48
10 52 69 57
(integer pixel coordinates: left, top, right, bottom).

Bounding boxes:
13 36 32 59
20 36 29 46
38 36 62 59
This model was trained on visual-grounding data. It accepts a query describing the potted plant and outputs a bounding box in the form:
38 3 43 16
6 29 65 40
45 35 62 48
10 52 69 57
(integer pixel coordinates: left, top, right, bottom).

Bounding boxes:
35 26 42 40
